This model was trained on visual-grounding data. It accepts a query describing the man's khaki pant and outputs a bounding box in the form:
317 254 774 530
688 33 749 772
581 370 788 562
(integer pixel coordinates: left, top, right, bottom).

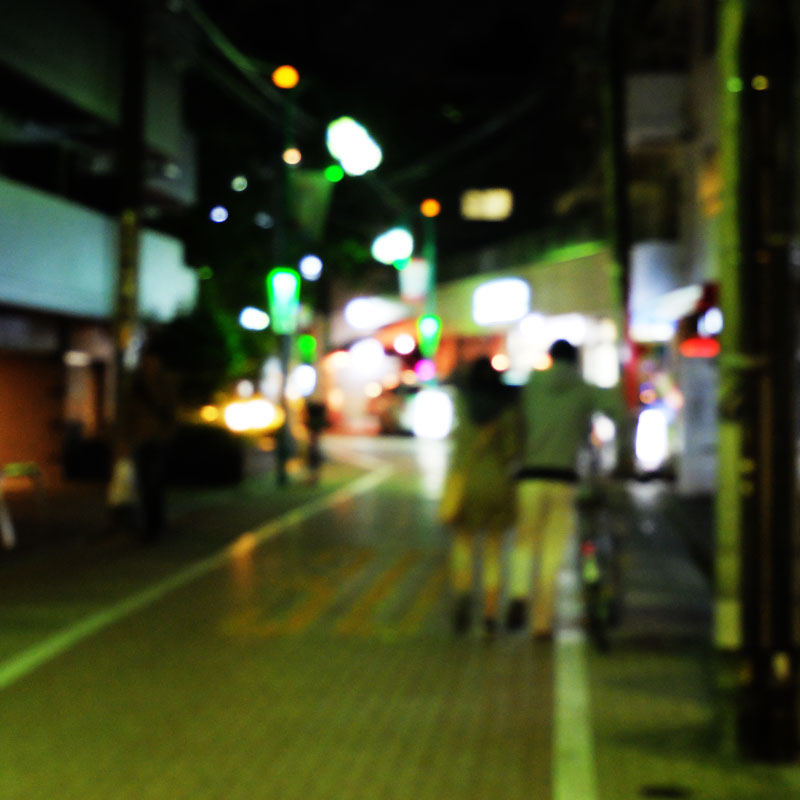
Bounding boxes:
511 480 576 634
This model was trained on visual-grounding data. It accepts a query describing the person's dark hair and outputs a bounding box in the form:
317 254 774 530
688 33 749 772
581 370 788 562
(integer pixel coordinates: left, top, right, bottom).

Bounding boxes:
549 339 578 364
466 355 497 390
460 355 516 424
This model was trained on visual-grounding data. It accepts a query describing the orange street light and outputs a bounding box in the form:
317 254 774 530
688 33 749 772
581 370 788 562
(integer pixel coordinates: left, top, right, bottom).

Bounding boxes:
272 65 300 90
420 198 441 218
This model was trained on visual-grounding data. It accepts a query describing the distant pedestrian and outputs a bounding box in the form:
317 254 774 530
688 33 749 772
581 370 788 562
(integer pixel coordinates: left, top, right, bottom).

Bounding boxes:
507 339 624 639
440 356 522 636
303 397 328 485
126 341 178 543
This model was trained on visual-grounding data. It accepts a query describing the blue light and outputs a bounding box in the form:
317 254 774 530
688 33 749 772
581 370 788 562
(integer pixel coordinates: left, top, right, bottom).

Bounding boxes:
210 205 229 223
299 254 323 281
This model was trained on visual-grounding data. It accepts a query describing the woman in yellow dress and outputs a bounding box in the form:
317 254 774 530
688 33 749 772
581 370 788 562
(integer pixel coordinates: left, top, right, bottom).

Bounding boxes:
441 356 522 636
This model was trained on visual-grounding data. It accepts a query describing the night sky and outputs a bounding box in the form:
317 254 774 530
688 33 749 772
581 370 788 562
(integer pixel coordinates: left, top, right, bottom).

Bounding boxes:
187 0 607 274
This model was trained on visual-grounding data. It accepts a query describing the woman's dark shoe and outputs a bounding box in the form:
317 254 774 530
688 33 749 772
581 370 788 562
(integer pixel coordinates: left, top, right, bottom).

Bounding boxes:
453 595 472 634
505 599 527 631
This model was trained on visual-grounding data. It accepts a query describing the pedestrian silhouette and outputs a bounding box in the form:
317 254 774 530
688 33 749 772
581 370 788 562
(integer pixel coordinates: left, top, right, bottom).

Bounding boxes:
126 340 178 543
507 339 624 638
440 356 521 636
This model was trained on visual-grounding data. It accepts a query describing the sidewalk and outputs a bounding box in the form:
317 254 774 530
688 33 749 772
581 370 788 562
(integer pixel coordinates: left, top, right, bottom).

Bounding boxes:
0 445 359 556
0 444 369 664
2 443 800 797
588 480 800 798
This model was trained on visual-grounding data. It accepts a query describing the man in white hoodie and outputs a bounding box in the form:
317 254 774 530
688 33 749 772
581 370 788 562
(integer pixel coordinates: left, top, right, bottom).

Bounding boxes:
507 339 625 638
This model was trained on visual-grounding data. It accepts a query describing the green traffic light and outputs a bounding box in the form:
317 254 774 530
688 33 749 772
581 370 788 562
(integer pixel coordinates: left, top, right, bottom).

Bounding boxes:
417 314 442 358
266 267 301 335
297 333 317 363
324 164 345 183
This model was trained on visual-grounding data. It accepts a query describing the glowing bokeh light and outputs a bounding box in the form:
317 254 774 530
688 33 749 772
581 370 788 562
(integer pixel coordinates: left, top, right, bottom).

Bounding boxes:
224 399 281 432
679 337 721 358
326 116 382 176
299 254 323 281
393 333 416 355
635 408 669 472
371 227 414 265
210 205 229 223
324 164 345 183
343 296 407 330
271 65 299 89
349 338 386 372
64 350 91 367
236 380 255 398
365 382 382 399
200 405 219 423
472 278 530 326
698 307 723 337
283 148 302 165
266 268 301 335
420 198 441 218
727 76 744 93
231 175 248 192
591 413 616 444
414 358 436 382
491 353 510 372
254 211 274 229
238 306 270 331
290 364 317 397
409 388 454 439
461 188 513 221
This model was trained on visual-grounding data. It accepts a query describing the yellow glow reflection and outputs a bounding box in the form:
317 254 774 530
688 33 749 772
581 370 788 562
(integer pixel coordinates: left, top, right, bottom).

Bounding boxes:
223 399 282 432
231 533 258 558
200 405 220 423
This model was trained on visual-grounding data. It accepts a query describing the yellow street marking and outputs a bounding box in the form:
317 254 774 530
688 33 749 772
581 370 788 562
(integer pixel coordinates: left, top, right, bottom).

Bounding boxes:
284 549 373 634
220 549 374 638
0 465 394 690
336 550 421 637
393 562 448 635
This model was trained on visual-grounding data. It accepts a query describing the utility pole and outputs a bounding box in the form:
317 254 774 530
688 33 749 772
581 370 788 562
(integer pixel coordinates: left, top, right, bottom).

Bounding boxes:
716 0 799 761
601 0 639 418
113 2 146 453
271 68 299 487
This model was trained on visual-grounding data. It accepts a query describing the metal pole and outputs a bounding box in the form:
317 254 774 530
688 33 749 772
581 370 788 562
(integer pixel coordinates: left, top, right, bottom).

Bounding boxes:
113 1 146 453
423 215 437 317
716 0 800 761
601 0 637 473
272 90 294 487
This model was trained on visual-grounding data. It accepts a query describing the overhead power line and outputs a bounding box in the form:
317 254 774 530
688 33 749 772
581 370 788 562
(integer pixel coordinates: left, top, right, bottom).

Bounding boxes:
182 0 315 133
384 88 547 188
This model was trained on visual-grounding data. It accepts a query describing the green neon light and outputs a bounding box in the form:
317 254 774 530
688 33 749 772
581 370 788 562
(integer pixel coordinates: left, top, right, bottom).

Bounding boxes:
266 267 301 335
417 314 442 358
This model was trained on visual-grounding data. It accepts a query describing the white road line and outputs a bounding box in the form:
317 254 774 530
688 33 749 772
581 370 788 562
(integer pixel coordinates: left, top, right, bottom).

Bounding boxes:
553 538 598 800
0 465 394 691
